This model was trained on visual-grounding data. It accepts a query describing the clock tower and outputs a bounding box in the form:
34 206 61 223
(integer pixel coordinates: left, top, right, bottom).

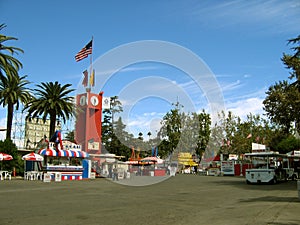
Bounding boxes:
75 91 103 157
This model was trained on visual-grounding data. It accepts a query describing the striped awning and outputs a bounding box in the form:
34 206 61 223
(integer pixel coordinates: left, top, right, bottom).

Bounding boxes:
38 148 89 158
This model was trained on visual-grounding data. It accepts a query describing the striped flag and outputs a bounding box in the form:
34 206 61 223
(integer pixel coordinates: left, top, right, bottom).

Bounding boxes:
82 70 88 87
75 40 93 62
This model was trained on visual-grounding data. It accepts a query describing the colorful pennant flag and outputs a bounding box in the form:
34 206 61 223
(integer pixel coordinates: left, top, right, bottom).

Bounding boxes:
90 69 95 87
75 40 93 62
82 70 88 87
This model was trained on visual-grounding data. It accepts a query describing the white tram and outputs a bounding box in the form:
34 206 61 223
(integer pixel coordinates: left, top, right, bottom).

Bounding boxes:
245 152 294 184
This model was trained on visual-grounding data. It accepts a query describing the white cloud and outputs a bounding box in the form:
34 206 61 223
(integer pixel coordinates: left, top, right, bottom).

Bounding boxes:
225 87 267 102
222 80 243 92
222 84 267 120
226 97 265 120
143 112 165 117
125 114 163 140
94 65 158 77
188 0 300 34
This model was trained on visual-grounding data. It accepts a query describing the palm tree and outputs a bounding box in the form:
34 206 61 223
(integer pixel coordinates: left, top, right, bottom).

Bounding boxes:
0 73 32 139
147 131 152 139
138 132 143 140
0 24 24 77
24 81 75 138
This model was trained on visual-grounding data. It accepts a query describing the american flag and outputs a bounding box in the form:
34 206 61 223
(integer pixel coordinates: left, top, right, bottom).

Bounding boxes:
75 40 93 62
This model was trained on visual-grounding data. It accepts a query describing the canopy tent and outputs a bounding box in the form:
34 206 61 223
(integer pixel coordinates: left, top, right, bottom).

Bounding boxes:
0 153 13 161
125 160 140 165
22 152 44 172
22 152 44 161
178 152 198 167
0 153 13 170
287 150 300 156
179 160 198 167
38 148 89 158
141 156 164 164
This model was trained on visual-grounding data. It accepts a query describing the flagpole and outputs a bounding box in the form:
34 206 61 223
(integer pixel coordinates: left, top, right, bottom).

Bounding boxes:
88 36 93 92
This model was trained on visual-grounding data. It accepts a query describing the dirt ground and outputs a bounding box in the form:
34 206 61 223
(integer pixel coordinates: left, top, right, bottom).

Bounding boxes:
0 174 299 225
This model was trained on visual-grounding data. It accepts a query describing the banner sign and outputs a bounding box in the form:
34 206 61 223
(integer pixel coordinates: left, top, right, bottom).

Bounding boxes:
102 97 111 109
221 161 234 175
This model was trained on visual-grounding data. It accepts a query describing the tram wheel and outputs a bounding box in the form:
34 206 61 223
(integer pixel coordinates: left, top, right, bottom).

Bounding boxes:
271 177 277 184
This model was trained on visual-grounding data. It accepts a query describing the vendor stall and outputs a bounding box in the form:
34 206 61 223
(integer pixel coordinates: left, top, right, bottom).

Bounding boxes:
38 142 90 181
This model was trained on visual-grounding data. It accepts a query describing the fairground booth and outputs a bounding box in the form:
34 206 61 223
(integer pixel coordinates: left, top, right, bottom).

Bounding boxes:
126 147 167 176
37 140 91 181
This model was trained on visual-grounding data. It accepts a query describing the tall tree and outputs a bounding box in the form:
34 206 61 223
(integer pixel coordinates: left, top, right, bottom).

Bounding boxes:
281 36 300 90
0 139 23 174
287 35 300 58
102 96 124 152
24 81 75 138
110 96 123 125
0 73 31 139
0 24 30 140
194 110 211 157
64 130 75 142
216 111 238 155
264 35 300 134
0 24 23 78
112 117 132 159
159 103 183 154
263 80 300 134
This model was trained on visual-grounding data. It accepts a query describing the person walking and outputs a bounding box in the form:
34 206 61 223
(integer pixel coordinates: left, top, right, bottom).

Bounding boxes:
113 166 119 181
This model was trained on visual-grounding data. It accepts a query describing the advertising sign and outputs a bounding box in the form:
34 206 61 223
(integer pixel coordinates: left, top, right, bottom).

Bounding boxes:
102 97 111 109
221 161 234 175
43 173 51 182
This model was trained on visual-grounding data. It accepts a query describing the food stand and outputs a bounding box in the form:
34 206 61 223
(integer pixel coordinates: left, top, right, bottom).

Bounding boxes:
38 141 90 181
99 153 128 179
178 152 199 174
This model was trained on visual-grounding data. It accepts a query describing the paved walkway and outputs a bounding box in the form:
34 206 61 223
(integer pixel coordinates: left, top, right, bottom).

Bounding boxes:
0 175 299 225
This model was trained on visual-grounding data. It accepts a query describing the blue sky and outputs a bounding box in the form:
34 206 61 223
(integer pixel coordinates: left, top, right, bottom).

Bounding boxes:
1 0 300 142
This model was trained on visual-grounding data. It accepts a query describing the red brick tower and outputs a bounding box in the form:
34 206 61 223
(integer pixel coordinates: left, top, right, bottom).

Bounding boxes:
75 90 103 158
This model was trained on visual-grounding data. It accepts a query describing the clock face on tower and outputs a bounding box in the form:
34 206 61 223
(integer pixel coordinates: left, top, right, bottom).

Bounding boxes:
77 94 100 108
75 92 103 154
90 95 99 106
79 95 87 106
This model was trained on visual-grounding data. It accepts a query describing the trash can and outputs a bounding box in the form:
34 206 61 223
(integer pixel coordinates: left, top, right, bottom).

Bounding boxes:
297 180 300 200
150 171 154 176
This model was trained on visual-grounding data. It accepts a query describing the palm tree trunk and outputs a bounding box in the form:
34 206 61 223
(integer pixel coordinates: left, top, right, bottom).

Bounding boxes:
6 103 14 140
49 113 57 139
